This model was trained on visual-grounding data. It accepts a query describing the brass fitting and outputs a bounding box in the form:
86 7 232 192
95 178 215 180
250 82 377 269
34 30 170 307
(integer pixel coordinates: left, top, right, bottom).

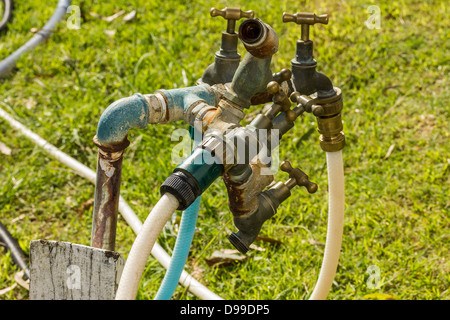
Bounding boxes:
313 87 345 152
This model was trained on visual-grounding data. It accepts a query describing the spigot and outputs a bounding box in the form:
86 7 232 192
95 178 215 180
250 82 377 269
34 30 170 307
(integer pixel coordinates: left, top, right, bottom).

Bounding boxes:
282 12 328 42
272 68 292 85
259 161 317 212
283 11 335 99
228 161 317 254
250 78 292 129
288 91 323 119
250 68 293 106
200 7 254 85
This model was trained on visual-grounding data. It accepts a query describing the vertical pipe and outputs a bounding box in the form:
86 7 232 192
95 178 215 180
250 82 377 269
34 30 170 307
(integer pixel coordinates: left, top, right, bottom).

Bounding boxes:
91 148 124 251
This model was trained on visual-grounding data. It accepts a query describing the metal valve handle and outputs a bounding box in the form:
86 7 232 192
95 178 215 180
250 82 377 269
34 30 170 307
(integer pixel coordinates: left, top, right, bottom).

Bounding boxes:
266 80 291 114
282 12 329 41
280 161 318 194
210 7 255 34
272 68 292 84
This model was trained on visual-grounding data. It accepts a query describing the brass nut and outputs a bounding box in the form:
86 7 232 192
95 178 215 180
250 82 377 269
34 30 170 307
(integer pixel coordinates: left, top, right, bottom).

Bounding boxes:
319 133 345 152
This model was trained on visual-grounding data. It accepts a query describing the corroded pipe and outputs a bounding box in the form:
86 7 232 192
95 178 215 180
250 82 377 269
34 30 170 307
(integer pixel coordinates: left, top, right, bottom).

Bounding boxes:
91 148 124 251
91 85 218 250
223 160 273 217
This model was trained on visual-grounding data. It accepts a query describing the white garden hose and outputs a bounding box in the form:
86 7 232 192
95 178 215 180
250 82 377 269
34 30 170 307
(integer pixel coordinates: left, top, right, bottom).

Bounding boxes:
309 150 345 300
0 106 221 300
115 193 180 300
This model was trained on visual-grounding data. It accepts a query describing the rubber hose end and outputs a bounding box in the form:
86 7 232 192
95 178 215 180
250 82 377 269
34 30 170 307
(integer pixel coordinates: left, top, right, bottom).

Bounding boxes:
160 171 201 211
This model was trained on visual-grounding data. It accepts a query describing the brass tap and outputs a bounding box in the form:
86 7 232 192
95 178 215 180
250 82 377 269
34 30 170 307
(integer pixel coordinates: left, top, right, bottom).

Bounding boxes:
313 87 345 152
210 7 255 34
282 12 329 41
228 160 317 254
272 68 292 85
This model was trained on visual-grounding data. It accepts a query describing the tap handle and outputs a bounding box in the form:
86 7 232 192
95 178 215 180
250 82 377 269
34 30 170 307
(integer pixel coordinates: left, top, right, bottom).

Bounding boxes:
210 7 255 33
290 91 323 116
282 12 328 25
280 161 318 194
266 81 291 113
282 12 329 41
272 68 292 84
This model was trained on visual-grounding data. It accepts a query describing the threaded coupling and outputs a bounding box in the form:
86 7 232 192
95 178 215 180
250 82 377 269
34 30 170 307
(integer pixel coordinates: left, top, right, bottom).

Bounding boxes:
314 87 345 152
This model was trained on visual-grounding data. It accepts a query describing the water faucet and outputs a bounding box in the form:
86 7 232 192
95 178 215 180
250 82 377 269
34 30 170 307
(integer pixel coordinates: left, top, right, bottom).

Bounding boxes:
283 12 336 99
199 7 254 86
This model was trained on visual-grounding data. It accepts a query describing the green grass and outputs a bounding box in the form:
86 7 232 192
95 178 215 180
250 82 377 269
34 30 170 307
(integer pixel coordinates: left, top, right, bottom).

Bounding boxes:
0 0 448 300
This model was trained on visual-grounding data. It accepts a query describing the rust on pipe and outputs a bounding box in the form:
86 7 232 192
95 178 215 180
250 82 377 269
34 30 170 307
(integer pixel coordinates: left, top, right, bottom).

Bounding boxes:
91 147 124 251
223 160 273 217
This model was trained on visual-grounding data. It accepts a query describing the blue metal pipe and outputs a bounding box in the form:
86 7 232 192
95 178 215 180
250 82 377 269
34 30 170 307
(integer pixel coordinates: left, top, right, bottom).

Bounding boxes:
95 85 217 148
156 84 217 122
95 93 149 148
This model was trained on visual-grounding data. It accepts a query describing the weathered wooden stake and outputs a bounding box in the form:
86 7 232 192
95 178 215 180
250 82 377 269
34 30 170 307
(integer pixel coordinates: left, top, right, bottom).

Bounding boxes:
29 240 124 300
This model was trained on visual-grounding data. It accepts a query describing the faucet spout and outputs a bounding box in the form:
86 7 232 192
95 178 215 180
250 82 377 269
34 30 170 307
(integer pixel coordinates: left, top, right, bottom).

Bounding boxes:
291 40 336 98
222 18 279 109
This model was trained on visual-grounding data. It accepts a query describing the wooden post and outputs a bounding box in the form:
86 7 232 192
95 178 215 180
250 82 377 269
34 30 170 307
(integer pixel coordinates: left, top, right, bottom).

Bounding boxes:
29 240 124 300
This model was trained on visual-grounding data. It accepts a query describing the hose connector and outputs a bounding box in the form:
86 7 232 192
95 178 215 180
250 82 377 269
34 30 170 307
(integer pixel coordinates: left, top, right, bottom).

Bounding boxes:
313 87 345 152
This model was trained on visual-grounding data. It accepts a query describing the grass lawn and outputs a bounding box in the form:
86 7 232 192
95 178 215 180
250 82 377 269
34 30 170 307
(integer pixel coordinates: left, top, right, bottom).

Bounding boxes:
0 0 448 300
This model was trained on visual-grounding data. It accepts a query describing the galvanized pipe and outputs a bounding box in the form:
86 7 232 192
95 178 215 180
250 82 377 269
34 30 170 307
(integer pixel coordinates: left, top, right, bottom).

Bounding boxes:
91 148 124 251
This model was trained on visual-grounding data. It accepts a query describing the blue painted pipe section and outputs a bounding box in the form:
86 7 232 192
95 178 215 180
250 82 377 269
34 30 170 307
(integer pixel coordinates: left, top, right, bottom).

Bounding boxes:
96 93 149 147
95 85 216 147
157 84 217 121
154 195 202 300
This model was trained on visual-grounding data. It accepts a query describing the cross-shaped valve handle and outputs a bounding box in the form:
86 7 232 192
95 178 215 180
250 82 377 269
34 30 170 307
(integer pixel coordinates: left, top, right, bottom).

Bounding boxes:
280 161 318 194
282 12 329 41
210 7 255 34
266 80 291 115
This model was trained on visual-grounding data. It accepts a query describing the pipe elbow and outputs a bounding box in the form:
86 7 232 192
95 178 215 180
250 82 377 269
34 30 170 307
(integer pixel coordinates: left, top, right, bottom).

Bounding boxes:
223 19 279 109
95 93 149 150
